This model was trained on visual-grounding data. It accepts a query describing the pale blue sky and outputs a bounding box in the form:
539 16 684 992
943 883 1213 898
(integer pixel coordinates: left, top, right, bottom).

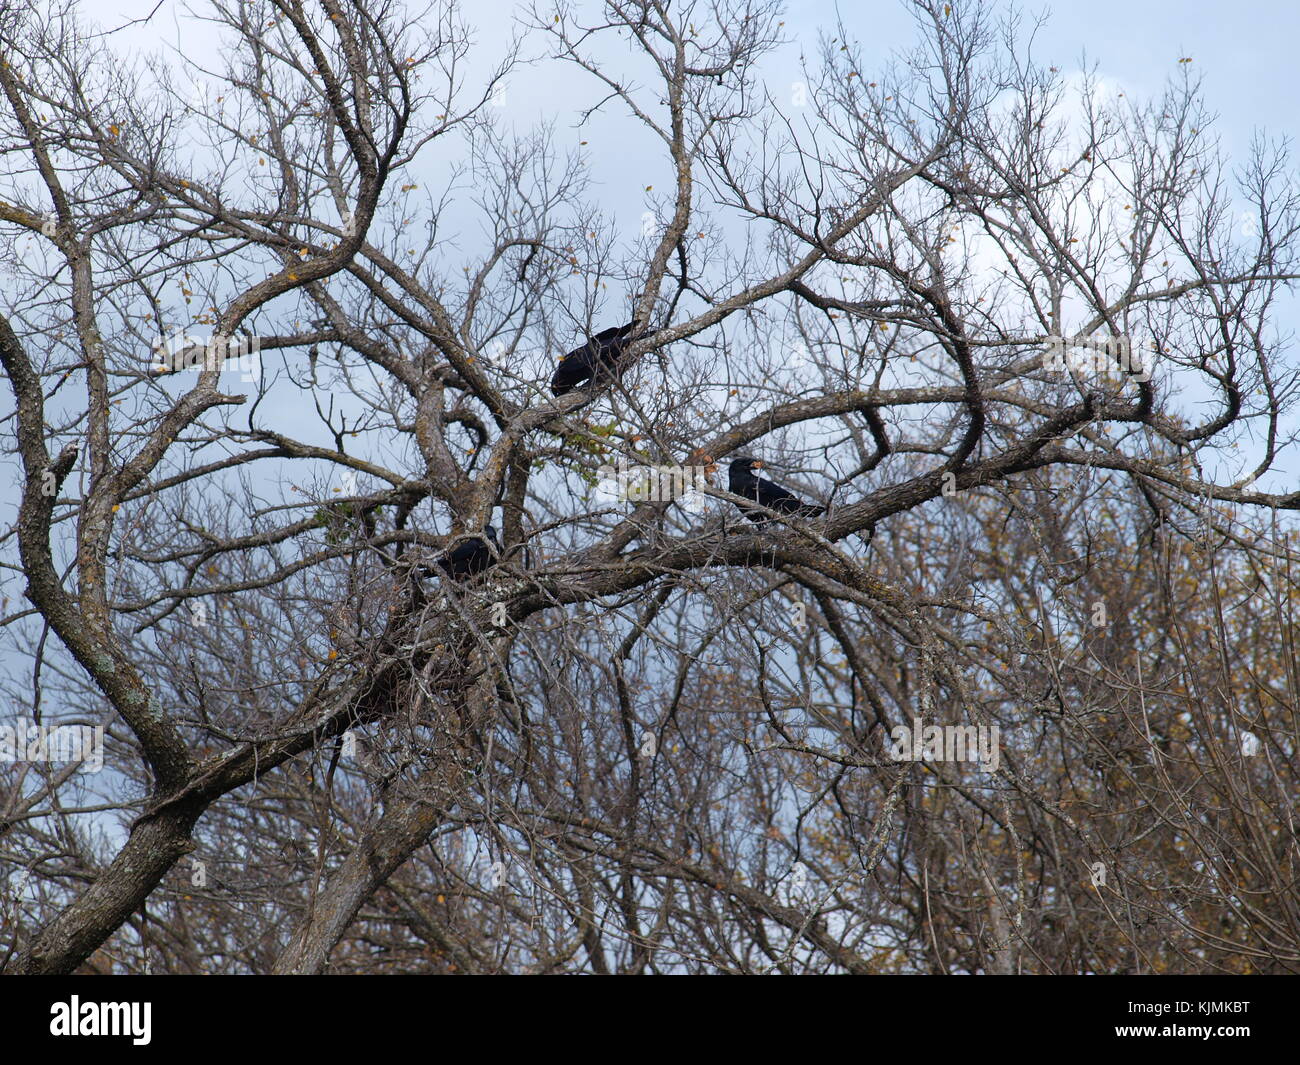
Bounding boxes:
38 0 1300 496
100 0 1297 156
96 0 1300 266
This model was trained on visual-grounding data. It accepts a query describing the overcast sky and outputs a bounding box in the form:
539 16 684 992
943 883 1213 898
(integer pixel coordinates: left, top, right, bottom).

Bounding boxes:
90 0 1298 301
162 0 1294 136
100 0 1297 166
46 0 1300 476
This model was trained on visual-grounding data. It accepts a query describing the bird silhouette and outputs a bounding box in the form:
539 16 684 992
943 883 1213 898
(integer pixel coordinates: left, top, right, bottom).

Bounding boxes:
550 320 642 396
429 525 500 580
728 458 824 524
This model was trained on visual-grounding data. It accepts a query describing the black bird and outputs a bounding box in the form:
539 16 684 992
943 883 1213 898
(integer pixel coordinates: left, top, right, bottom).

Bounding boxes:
728 458 824 524
431 525 500 580
550 320 642 396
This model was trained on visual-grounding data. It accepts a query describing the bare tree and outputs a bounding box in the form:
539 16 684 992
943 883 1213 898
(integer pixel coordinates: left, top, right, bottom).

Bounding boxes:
2 0 1298 974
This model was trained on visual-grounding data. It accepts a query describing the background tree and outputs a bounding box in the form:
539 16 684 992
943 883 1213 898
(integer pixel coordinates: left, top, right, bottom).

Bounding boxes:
2 0 1298 973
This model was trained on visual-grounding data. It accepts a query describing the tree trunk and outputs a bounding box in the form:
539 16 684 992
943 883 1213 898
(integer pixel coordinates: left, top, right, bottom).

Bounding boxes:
272 790 445 974
13 803 201 975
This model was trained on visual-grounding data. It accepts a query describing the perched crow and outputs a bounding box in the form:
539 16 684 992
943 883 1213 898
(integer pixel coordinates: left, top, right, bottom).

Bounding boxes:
432 525 500 581
550 320 642 396
728 458 824 524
